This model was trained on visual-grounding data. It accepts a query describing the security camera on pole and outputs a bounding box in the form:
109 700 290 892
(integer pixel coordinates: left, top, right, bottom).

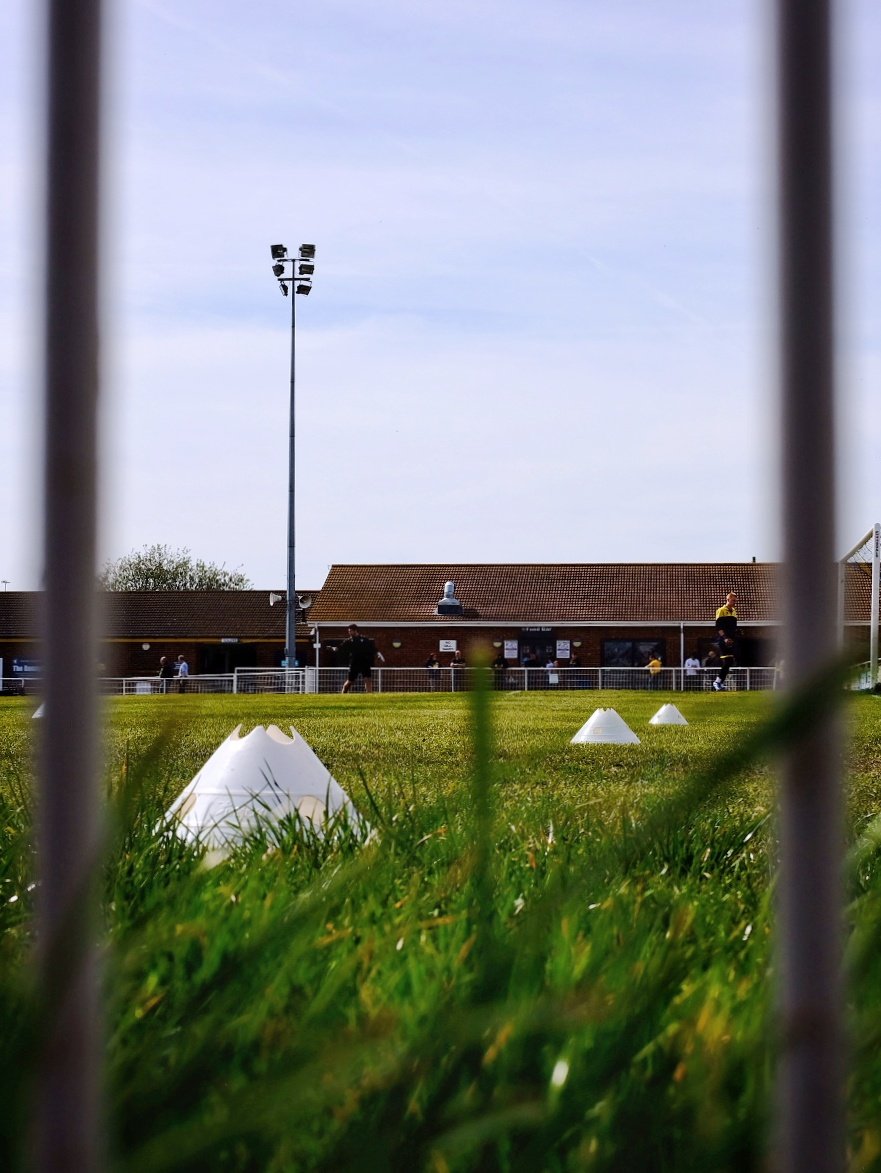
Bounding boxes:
269 243 315 668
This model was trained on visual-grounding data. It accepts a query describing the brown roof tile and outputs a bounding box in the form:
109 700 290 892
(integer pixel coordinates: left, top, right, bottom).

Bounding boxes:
0 590 320 641
308 564 783 624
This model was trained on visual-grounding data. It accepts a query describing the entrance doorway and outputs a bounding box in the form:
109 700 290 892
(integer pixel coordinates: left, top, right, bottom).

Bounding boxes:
199 644 258 674
519 636 557 666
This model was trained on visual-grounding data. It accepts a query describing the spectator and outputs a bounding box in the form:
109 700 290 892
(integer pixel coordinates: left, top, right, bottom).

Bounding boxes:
425 652 440 691
684 653 701 691
647 653 663 689
176 654 189 693
158 656 175 694
702 648 720 689
450 648 466 692
492 651 507 690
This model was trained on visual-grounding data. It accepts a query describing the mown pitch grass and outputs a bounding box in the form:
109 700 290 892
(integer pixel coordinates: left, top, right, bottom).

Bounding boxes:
1 689 880 1171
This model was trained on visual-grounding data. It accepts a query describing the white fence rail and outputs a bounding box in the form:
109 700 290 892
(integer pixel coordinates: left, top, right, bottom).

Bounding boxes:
231 666 783 694
0 666 790 698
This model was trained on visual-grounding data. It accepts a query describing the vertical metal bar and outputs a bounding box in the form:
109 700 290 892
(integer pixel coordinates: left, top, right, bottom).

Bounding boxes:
36 0 104 1169
286 288 296 668
836 555 846 651
870 523 880 684
775 1 843 1170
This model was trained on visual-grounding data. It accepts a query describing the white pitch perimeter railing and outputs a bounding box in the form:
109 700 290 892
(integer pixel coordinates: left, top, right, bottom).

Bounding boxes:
225 666 785 694
0 667 792 698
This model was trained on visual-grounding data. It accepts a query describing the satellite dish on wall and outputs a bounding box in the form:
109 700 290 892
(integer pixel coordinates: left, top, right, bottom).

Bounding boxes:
269 592 284 606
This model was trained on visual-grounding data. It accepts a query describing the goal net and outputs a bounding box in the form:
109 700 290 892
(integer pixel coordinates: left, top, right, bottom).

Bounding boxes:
839 523 880 686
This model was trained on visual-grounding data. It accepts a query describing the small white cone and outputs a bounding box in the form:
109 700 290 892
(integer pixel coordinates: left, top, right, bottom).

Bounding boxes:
164 724 364 851
571 708 640 745
32 704 44 719
649 703 688 726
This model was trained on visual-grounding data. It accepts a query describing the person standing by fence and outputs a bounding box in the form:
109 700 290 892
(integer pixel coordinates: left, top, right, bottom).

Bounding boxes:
450 648 466 692
425 652 440 691
492 650 507 690
176 654 189 693
158 656 175 694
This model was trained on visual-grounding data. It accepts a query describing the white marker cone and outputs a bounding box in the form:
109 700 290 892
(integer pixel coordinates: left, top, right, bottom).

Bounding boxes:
649 703 688 726
570 708 640 745
165 724 364 850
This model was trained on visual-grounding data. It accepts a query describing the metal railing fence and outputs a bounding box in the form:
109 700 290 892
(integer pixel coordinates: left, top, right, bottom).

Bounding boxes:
0 665 795 698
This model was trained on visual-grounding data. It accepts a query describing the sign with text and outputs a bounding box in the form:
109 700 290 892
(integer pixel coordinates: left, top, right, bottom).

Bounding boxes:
12 658 41 675
439 639 457 652
504 640 519 660
556 640 571 659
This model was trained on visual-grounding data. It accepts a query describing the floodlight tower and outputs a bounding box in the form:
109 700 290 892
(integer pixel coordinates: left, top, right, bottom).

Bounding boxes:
270 243 316 667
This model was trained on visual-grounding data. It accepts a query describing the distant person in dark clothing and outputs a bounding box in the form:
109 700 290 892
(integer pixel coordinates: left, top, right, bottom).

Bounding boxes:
340 624 379 693
492 651 507 690
712 591 739 691
425 653 440 691
158 656 175 694
450 649 466 692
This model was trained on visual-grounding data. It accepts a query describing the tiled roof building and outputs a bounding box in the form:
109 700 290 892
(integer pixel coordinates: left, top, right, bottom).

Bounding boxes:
309 563 779 625
0 562 874 678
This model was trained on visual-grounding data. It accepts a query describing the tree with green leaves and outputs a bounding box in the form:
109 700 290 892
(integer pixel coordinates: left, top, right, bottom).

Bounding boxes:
98 545 252 591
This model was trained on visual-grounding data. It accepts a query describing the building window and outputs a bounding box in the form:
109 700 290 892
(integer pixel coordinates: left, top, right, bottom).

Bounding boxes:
602 639 665 668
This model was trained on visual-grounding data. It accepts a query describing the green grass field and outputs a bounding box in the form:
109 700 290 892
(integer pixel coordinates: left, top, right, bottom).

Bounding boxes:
2 689 881 1171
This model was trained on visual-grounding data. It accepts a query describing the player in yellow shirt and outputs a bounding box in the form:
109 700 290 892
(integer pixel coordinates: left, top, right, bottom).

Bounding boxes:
712 591 738 691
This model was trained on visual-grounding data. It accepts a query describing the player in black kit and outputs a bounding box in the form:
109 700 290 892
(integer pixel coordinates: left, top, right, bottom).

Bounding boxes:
712 591 738 691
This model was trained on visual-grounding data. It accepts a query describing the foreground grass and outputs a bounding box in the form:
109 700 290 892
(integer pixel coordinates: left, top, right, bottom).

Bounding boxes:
1 690 880 1170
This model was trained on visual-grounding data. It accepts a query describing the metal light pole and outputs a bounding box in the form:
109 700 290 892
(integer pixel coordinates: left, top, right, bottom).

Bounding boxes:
270 243 315 667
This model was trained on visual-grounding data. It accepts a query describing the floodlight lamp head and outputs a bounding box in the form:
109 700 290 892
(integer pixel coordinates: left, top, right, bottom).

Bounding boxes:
271 262 285 278
279 282 289 297
299 244 316 259
295 281 312 295
270 244 287 260
298 261 315 275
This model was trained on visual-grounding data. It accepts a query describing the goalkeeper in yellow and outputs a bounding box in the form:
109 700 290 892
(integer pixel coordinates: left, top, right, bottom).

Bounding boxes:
712 591 738 691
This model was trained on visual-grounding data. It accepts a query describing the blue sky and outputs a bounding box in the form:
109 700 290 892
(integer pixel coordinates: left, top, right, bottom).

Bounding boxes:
1 1 879 590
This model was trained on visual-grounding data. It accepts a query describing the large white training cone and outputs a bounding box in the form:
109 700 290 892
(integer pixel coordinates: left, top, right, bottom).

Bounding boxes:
649 703 688 726
571 708 641 745
165 724 363 850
